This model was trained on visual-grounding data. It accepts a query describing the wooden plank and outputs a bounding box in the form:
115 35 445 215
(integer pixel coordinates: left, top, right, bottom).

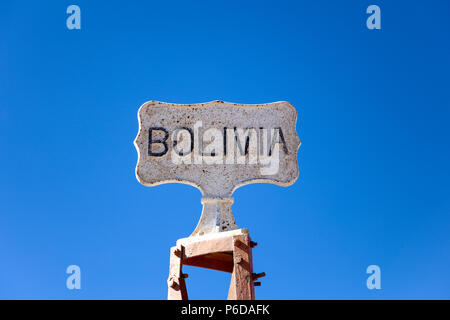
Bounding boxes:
183 237 234 259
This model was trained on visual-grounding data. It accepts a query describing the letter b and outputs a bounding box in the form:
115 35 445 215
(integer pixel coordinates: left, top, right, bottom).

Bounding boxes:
148 127 169 156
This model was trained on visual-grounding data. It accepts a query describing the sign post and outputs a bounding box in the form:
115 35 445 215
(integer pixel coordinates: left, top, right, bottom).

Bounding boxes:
134 100 300 299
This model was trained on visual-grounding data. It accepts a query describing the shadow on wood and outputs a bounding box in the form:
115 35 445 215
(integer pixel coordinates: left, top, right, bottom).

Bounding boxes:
167 229 265 300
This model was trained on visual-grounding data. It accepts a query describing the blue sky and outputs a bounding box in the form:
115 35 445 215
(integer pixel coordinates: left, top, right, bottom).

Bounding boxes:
1 0 449 299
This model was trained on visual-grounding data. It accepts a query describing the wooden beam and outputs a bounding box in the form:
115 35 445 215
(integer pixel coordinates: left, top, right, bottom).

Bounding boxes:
183 237 234 259
183 253 234 273
167 245 188 300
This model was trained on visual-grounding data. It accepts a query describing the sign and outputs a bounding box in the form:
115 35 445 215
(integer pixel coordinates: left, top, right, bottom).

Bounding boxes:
134 101 301 236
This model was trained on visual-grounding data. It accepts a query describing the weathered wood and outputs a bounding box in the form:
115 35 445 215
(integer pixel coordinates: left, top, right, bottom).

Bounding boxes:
183 237 234 259
183 253 234 273
252 272 266 280
168 229 259 300
227 234 254 300
167 245 188 300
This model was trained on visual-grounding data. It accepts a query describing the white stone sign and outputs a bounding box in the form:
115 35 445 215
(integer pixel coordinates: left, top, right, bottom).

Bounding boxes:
134 101 301 236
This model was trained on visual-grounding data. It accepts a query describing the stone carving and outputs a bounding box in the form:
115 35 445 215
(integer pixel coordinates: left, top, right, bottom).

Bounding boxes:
134 100 300 236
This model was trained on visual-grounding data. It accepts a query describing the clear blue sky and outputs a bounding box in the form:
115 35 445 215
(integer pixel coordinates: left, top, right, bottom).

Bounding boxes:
1 1 449 299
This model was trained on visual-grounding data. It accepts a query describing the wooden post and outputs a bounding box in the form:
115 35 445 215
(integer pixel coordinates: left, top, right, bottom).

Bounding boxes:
167 245 188 300
227 234 254 300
